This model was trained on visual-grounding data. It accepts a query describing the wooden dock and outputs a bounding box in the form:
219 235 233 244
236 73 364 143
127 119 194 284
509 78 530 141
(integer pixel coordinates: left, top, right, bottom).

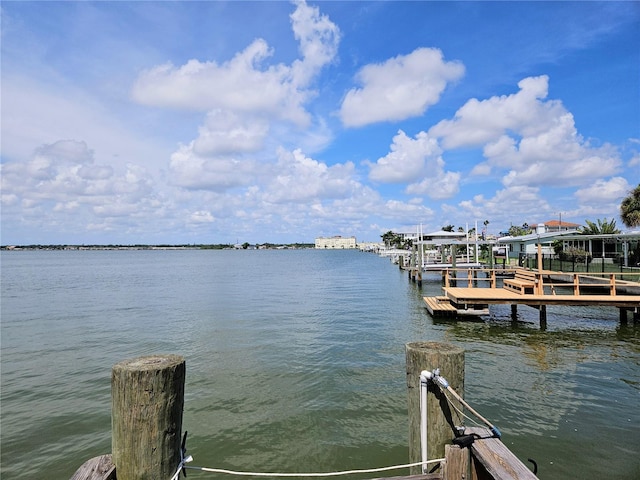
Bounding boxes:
443 286 640 307
423 268 640 325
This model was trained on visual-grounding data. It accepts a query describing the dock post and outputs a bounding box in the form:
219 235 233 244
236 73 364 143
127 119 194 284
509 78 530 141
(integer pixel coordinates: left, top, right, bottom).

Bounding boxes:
406 342 464 474
451 245 457 287
609 274 616 296
619 308 628 325
511 304 517 320
539 305 547 330
112 355 186 480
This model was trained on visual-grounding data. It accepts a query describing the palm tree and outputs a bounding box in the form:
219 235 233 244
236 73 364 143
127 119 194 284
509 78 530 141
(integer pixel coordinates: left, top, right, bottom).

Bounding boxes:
580 218 620 235
508 224 531 237
482 219 489 240
620 184 640 228
381 231 396 248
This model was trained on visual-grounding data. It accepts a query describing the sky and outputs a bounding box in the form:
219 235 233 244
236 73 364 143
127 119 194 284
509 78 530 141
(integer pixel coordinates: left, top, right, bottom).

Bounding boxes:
1 1 639 245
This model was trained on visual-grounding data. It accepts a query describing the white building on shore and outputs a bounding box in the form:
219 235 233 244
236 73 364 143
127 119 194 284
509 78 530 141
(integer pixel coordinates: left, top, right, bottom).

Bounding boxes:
315 236 357 249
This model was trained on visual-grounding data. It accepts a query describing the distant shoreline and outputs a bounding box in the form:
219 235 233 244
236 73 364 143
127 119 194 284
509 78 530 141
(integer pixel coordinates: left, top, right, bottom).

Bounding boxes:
1 243 316 251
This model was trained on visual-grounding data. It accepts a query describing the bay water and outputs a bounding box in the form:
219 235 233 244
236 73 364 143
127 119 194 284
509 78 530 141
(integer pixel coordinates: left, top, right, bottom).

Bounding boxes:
1 249 638 479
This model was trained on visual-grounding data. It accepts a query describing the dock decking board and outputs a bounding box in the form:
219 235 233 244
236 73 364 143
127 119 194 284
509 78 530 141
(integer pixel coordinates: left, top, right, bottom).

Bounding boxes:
443 287 640 308
465 428 538 480
424 296 458 317
424 296 491 318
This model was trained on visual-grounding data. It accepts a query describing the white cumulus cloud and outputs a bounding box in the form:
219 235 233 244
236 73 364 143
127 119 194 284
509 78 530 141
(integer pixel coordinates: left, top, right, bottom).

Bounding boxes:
368 130 460 199
0 139 166 235
193 110 269 156
289 0 341 84
131 1 340 128
168 144 257 191
449 185 551 227
430 75 622 187
406 159 461 200
340 47 464 127
368 130 442 183
430 75 562 149
263 148 356 203
574 177 631 205
189 210 215 224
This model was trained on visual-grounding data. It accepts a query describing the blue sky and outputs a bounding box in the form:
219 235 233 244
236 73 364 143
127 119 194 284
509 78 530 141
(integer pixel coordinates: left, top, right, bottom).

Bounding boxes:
1 1 638 245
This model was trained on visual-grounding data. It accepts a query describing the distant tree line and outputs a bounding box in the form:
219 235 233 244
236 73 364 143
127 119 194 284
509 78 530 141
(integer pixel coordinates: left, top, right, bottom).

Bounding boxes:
1 243 315 250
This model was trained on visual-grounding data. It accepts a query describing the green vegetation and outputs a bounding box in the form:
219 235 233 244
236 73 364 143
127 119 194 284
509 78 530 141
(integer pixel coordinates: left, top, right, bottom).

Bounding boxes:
579 218 620 235
620 184 640 228
561 247 591 263
381 230 410 249
507 223 531 237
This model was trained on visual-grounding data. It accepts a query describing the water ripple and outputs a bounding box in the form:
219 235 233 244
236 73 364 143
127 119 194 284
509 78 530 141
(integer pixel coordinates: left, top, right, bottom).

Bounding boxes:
1 250 639 479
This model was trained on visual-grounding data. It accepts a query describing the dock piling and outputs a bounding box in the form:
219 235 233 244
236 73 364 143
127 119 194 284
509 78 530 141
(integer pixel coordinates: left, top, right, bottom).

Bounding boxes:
111 354 186 480
406 342 464 474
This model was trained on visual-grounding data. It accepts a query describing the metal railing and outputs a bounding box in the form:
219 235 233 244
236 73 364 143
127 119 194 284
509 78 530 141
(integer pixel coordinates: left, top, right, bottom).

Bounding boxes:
517 253 640 278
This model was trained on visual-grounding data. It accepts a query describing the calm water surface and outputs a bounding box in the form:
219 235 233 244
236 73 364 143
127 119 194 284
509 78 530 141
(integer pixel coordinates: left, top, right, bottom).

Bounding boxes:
1 250 638 479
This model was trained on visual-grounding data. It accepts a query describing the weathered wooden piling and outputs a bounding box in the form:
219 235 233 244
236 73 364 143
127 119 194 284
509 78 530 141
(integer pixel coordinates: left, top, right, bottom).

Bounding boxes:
406 342 464 474
111 354 185 480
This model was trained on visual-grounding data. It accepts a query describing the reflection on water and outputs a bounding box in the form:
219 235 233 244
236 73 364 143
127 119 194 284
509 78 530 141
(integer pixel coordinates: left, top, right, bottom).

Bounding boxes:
411 271 639 479
429 302 640 478
1 250 639 479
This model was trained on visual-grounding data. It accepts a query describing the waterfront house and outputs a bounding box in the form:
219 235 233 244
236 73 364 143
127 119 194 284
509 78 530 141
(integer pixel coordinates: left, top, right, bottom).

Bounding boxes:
530 219 581 233
559 232 640 267
499 230 575 258
498 223 578 260
499 224 640 268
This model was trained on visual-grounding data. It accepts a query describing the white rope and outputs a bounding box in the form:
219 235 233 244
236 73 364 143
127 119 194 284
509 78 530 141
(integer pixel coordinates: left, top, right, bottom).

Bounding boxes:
169 450 193 480
169 464 183 480
430 369 501 438
441 388 482 428
184 458 445 477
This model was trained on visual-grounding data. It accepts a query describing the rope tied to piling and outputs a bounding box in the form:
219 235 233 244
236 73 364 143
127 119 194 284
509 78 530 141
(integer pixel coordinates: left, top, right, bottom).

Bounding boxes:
169 432 445 479
424 368 501 439
182 459 446 477
169 432 193 480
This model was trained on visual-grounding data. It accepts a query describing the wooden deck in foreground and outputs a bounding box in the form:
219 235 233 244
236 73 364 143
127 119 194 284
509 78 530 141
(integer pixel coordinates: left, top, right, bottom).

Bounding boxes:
379 427 538 480
73 351 537 480
72 428 533 480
